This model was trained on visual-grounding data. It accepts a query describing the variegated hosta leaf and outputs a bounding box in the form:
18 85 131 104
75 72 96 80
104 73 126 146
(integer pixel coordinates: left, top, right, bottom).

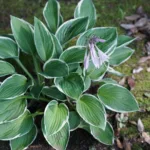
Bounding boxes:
0 36 19 59
77 94 106 129
54 73 84 100
42 86 66 101
0 98 27 123
10 125 37 150
109 47 134 66
44 100 69 135
84 76 91 92
0 110 34 140
69 111 81 131
59 46 86 64
42 119 69 150
90 122 114 145
74 0 96 29
77 27 117 54
43 59 69 78
97 83 139 112
34 17 54 62
56 17 88 45
107 67 125 77
43 0 60 33
0 74 31 100
117 35 135 48
11 16 36 55
0 60 15 77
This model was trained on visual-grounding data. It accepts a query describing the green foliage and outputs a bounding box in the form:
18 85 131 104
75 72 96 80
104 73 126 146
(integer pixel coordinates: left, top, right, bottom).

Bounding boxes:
0 0 139 149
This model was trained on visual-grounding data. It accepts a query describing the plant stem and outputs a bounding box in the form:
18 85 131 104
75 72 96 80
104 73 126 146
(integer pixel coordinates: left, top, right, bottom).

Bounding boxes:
31 111 44 117
15 58 35 82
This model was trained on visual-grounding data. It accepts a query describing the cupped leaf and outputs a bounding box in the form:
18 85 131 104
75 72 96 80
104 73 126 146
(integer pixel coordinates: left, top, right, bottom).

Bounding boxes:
44 100 69 135
74 0 96 29
0 98 27 123
42 119 69 150
109 47 134 66
0 74 30 100
0 60 15 77
0 110 34 140
84 76 91 92
86 61 108 81
42 86 66 101
0 37 19 59
60 46 86 64
68 63 79 73
97 83 139 112
55 73 84 100
43 59 69 78
10 125 37 150
117 35 135 48
69 111 81 131
43 0 60 33
77 94 106 129
56 17 88 45
34 18 53 61
77 27 117 54
11 16 36 55
90 122 114 145
99 78 118 85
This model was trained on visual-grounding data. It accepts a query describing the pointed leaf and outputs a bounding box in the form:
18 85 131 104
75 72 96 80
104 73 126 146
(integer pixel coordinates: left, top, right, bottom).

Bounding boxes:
90 122 114 145
107 67 125 77
77 94 106 129
55 73 84 100
97 83 139 112
0 74 30 100
0 110 34 140
56 17 88 45
60 46 86 64
0 37 19 59
43 59 69 78
74 0 96 29
84 76 91 92
0 98 27 123
34 18 54 61
11 16 36 55
43 0 60 33
10 125 37 150
0 60 15 77
44 100 69 135
109 47 134 66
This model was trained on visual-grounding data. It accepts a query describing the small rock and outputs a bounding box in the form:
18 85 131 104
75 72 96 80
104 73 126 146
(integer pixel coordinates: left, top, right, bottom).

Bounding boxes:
120 24 135 30
135 18 148 27
133 67 143 74
125 14 140 21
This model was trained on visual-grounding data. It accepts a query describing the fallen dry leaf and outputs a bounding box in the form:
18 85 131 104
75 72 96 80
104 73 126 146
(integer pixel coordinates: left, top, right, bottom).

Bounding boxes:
137 118 144 133
119 77 126 86
116 138 123 149
145 42 150 55
144 92 150 98
136 6 144 15
142 132 150 144
123 138 131 150
135 18 148 27
133 67 143 74
138 56 150 63
125 14 140 21
129 121 137 126
120 24 135 30
147 67 150 72
127 76 135 90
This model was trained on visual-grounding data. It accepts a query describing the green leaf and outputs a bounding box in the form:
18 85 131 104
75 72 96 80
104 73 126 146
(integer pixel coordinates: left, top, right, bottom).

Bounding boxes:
0 37 19 59
44 100 69 135
74 0 96 29
0 74 30 100
11 16 36 55
99 78 118 85
90 122 114 145
107 67 125 77
97 83 139 112
60 46 86 64
109 47 134 66
0 60 15 77
42 119 69 150
43 59 69 78
0 98 27 123
42 86 66 101
84 76 91 92
56 17 88 45
55 73 84 100
0 110 33 140
34 18 54 61
43 0 60 33
68 63 79 73
77 94 106 129
86 61 108 81
69 111 81 131
10 125 37 150
77 27 117 54
117 35 135 48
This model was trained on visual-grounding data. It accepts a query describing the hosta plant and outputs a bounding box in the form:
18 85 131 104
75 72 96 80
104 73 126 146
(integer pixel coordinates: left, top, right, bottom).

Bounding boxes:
0 0 139 149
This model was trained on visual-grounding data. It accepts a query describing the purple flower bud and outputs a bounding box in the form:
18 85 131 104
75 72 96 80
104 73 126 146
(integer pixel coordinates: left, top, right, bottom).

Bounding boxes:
84 52 90 70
